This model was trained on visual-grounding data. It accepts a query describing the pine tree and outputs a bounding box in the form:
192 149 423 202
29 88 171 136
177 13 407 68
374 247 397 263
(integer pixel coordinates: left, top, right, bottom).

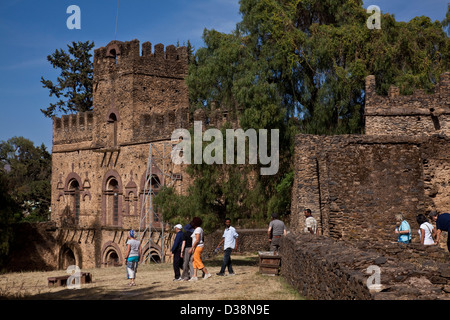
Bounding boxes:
40 41 95 118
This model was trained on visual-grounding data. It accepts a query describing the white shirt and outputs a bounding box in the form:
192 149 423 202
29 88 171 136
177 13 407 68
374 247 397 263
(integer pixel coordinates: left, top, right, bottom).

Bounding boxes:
222 226 239 250
191 227 204 248
304 216 318 234
419 222 434 245
126 239 140 257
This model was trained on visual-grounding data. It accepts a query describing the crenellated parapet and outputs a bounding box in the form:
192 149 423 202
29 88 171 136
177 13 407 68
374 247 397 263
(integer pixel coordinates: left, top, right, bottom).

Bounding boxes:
93 39 188 81
365 72 450 136
53 111 94 145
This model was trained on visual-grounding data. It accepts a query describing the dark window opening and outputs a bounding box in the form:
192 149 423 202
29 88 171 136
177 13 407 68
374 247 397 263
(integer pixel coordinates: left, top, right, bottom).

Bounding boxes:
69 180 80 224
107 178 119 226
431 114 441 130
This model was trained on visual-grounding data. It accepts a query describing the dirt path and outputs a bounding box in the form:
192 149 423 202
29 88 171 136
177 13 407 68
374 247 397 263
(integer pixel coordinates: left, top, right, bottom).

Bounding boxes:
0 253 303 300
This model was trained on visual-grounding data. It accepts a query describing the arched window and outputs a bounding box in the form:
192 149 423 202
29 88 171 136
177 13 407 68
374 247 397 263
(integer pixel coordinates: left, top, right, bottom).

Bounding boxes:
108 112 118 147
106 177 120 226
102 170 123 227
68 179 80 224
140 173 162 226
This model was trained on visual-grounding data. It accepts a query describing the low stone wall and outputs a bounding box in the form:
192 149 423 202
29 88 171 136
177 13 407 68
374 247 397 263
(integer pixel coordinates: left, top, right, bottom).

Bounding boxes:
280 232 450 300
203 229 270 259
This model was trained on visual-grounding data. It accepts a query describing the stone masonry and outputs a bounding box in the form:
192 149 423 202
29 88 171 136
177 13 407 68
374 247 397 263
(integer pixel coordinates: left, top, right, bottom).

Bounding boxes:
48 39 234 270
287 73 449 299
291 73 450 245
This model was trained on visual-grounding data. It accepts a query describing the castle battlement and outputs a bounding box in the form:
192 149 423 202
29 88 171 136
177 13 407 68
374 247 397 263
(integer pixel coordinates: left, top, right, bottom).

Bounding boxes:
53 111 94 145
93 39 188 79
365 72 450 136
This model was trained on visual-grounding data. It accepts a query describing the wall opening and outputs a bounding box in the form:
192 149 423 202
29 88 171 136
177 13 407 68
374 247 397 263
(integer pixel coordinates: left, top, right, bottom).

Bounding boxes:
108 113 118 147
60 247 76 270
105 249 120 267
105 177 120 226
68 179 80 224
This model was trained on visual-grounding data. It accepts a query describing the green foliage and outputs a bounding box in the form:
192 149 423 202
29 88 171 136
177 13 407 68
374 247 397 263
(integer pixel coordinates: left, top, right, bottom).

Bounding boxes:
0 137 52 222
174 0 449 229
40 40 95 118
0 172 19 268
154 126 269 232
267 170 294 216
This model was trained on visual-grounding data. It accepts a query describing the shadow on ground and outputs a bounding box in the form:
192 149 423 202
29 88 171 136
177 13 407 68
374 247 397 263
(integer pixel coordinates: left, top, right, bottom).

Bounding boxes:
20 284 196 300
205 254 259 268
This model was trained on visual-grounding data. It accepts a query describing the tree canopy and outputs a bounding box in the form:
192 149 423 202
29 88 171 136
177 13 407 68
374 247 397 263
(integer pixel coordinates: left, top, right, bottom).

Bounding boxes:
155 0 449 231
40 40 95 118
0 137 52 222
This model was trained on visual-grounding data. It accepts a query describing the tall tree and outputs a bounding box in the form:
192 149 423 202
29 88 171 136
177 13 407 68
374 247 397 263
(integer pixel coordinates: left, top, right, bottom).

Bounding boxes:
0 137 52 222
40 40 95 118
156 0 449 228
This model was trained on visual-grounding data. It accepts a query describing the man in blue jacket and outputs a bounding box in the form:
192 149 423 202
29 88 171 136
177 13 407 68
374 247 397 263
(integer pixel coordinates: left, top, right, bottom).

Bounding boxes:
171 224 184 281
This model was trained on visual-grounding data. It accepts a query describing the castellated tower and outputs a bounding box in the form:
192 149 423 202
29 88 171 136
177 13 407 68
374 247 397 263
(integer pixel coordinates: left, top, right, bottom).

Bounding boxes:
92 39 190 147
50 40 190 269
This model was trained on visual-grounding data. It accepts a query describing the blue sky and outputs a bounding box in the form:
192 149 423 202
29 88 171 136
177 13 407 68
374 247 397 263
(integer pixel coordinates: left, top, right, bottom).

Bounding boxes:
0 0 448 150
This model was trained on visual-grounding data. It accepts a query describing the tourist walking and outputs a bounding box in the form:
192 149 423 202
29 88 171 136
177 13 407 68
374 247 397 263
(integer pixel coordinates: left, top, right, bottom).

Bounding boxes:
124 229 142 286
171 224 184 281
180 223 194 280
304 209 318 235
188 217 211 281
268 213 287 253
429 211 450 251
416 214 435 245
394 213 411 244
215 218 239 276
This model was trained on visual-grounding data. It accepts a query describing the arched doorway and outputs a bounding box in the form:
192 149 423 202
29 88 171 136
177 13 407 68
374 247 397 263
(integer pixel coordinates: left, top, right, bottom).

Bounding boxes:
105 248 120 267
59 242 82 270
101 242 123 267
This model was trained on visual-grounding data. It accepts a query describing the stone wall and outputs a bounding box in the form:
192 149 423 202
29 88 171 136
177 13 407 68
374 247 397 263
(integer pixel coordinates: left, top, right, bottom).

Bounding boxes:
48 39 242 270
202 229 270 259
365 72 450 136
280 232 450 300
290 133 450 244
4 224 268 272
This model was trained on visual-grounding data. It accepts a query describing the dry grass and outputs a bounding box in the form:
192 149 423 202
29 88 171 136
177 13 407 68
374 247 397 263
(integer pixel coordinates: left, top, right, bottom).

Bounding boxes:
0 253 303 300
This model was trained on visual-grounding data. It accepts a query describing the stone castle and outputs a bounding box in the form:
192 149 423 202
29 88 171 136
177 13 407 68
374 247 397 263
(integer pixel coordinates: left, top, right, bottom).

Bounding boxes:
290 72 450 243
48 36 450 270
49 39 236 270
6 39 448 276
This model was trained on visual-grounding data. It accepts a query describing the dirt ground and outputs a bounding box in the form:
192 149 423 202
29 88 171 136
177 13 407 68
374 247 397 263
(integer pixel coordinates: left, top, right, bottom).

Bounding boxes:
0 253 303 300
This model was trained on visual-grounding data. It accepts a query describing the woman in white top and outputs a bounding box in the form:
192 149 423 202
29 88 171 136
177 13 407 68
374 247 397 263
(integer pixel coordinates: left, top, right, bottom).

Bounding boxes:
416 214 435 245
188 217 211 281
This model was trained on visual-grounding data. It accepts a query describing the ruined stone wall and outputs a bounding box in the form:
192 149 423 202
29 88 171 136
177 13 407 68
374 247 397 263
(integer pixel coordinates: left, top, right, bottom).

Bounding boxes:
202 229 270 259
280 232 450 300
290 134 450 244
365 72 450 136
